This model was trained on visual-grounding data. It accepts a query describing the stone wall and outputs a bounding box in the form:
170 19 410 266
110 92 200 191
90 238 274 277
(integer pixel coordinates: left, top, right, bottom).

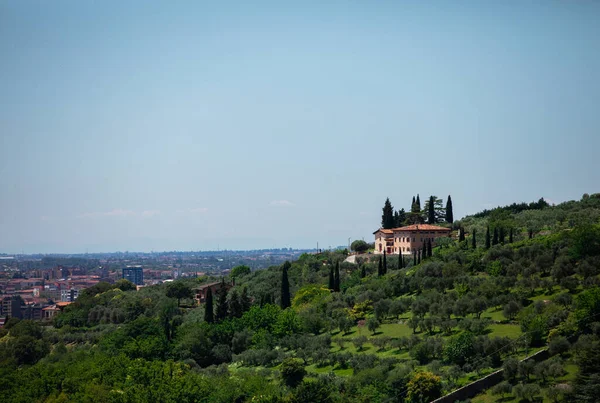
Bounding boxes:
430 349 549 403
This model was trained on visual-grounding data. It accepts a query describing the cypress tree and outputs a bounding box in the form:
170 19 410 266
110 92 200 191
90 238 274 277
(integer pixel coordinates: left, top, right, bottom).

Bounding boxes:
241 287 251 313
360 265 366 278
492 227 499 246
445 195 454 224
417 249 421 264
459 227 465 242
509 228 513 244
204 287 214 323
378 256 383 276
334 261 340 292
328 265 335 290
382 250 387 275
427 239 432 258
485 226 491 249
411 196 416 212
398 250 403 269
472 229 477 249
413 250 417 266
499 227 505 244
415 194 421 212
215 279 229 322
381 198 395 229
281 261 291 309
396 208 406 227
428 195 436 224
229 289 242 318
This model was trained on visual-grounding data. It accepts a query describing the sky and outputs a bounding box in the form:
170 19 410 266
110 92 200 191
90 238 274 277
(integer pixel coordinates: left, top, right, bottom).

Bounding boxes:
1 1 599 253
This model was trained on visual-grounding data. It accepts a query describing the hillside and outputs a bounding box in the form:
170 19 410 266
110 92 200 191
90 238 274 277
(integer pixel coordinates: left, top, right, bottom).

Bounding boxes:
1 193 600 402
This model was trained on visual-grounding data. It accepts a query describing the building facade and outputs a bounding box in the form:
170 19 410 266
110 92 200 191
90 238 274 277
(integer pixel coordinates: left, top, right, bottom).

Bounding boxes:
374 224 452 255
122 266 144 285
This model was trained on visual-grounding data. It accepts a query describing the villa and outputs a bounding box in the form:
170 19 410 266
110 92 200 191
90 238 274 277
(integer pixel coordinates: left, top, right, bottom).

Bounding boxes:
374 224 451 255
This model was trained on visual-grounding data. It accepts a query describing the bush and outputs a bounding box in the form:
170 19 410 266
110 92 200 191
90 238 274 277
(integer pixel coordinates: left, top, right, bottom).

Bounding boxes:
280 358 307 388
406 371 442 403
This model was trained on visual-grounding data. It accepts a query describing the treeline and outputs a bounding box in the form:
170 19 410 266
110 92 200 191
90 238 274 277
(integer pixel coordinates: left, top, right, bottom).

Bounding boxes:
381 194 454 229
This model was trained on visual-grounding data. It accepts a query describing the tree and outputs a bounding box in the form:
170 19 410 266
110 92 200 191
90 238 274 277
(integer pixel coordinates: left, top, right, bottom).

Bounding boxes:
382 251 387 275
446 195 454 224
413 250 417 266
352 335 367 351
281 261 291 309
418 249 422 264
395 208 406 227
328 266 334 290
428 195 436 224
378 256 383 276
398 251 404 269
492 227 499 245
509 227 514 243
366 317 380 335
204 287 214 323
382 198 395 229
166 281 193 307
360 265 366 278
458 227 465 242
416 194 421 212
485 226 491 249
350 240 369 253
499 227 505 244
215 279 229 322
240 286 251 313
427 239 432 258
115 279 137 291
333 261 340 292
280 358 307 388
472 229 477 249
492 381 512 399
231 265 251 278
406 371 442 403
503 300 520 320
229 289 243 318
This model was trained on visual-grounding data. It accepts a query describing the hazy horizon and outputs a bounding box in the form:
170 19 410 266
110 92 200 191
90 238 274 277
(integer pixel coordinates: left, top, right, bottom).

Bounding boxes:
1 1 599 254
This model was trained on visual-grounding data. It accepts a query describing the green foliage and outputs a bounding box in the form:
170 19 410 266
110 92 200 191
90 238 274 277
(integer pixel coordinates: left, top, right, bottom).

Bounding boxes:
382 198 395 229
231 265 252 278
406 371 442 403
280 358 306 388
351 240 369 253
166 281 193 306
444 332 475 366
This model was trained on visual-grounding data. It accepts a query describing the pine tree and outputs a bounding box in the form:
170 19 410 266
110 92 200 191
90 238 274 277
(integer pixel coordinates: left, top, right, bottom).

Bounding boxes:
381 198 395 229
360 265 366 278
445 195 454 224
485 226 491 249
204 287 214 323
334 261 340 292
229 289 243 318
428 195 436 224
499 227 505 244
378 256 383 276
382 251 387 275
398 250 403 269
509 228 513 244
241 287 251 313
492 227 499 246
215 279 229 322
281 261 291 309
328 265 335 290
472 229 477 249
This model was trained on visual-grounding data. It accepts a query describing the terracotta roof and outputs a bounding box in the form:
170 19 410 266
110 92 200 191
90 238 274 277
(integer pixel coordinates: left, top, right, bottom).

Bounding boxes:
392 224 451 232
373 229 394 235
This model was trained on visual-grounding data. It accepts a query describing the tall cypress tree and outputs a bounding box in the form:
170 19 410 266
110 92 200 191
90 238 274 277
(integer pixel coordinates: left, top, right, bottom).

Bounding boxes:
378 256 383 276
360 265 366 278
492 227 499 246
382 251 387 275
229 289 242 318
499 227 505 244
428 195 436 224
396 208 406 227
445 195 454 224
427 239 432 258
413 250 417 266
411 196 416 212
398 250 403 269
417 249 421 264
215 279 229 322
472 229 477 249
334 261 340 292
509 228 513 244
241 287 251 313
415 194 421 212
281 261 291 309
328 265 335 290
204 287 214 323
381 198 395 229
459 227 465 242
485 226 491 249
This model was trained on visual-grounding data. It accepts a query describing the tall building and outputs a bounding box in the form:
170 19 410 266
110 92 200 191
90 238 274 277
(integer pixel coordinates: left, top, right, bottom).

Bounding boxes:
122 266 144 285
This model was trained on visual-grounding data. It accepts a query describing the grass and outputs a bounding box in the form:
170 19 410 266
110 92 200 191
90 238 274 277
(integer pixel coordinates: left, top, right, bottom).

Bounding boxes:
488 323 522 338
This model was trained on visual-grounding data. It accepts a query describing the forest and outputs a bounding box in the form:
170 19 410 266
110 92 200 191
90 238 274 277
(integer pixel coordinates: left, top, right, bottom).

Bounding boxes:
1 193 600 403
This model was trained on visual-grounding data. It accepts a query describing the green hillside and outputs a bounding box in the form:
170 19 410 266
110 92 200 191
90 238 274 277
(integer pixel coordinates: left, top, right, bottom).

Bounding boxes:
1 193 600 402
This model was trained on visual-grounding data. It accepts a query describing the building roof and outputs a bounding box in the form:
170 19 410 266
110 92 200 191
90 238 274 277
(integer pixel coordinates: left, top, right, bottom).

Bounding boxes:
374 224 451 234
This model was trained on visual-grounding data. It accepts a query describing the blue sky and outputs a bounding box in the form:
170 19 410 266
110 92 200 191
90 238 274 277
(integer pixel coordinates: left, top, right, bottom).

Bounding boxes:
1 1 599 253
